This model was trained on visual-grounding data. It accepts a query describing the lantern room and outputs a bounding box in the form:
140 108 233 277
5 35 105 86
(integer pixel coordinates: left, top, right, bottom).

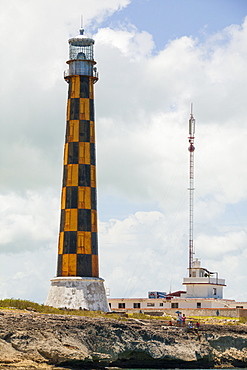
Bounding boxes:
64 28 98 81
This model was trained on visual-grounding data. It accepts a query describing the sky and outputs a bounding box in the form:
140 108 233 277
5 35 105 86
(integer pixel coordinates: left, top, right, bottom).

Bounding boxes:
0 0 247 303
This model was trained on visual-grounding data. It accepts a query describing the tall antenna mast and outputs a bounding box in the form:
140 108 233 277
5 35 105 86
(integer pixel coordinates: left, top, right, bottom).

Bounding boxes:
188 104 195 276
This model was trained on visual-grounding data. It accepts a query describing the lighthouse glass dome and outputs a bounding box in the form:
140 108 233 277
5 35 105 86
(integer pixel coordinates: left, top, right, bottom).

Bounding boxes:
68 29 94 61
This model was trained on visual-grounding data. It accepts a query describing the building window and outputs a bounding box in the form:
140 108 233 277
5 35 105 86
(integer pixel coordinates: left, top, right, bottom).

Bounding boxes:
133 303 140 309
147 303 155 307
171 303 178 308
159 303 163 306
197 302 201 308
236 306 243 309
118 303 125 309
213 288 217 295
109 303 111 308
192 271 196 277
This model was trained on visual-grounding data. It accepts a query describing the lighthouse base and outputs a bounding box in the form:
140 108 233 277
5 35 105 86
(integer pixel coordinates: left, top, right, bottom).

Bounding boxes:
45 276 110 312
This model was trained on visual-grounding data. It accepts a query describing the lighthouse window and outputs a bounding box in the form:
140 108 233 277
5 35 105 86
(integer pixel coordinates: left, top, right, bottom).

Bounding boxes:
77 52 86 59
69 45 93 61
213 288 217 295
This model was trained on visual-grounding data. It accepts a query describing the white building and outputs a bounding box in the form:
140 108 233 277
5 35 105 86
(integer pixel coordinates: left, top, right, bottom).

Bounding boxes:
183 258 226 299
108 296 247 311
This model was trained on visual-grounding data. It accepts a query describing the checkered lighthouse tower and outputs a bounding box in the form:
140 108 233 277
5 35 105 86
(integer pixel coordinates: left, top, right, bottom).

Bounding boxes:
46 28 109 311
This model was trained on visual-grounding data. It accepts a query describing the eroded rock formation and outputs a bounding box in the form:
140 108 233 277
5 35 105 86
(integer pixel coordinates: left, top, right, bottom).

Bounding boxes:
0 309 247 369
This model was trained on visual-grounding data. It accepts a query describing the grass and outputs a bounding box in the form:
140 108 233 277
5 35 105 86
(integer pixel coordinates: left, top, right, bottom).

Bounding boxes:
0 299 118 318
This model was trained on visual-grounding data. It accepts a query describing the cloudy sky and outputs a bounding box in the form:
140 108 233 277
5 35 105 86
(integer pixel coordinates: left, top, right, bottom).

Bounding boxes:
0 0 247 303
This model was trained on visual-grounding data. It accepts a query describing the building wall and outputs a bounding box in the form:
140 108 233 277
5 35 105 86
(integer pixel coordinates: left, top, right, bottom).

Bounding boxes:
161 308 239 318
238 309 247 317
185 284 223 299
108 297 247 312
148 308 242 318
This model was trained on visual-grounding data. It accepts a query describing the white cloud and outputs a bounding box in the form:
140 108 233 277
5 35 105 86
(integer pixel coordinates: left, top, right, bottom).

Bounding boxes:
0 248 57 303
196 230 247 260
0 191 60 253
99 211 188 298
96 25 155 59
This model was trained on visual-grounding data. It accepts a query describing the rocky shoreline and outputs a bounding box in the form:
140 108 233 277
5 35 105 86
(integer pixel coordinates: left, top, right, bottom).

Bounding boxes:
0 309 247 369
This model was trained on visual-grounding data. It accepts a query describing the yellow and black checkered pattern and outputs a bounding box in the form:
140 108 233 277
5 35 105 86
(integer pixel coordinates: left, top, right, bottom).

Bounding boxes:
56 75 99 277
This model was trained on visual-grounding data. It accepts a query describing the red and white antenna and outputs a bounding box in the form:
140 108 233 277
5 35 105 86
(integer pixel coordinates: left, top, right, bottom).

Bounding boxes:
188 104 195 275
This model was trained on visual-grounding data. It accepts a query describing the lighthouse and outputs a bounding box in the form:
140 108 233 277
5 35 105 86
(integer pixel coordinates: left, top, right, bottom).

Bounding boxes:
46 28 109 311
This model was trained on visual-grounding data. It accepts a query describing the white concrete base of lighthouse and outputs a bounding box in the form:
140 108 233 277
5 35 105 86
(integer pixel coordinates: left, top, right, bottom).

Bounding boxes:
45 276 110 312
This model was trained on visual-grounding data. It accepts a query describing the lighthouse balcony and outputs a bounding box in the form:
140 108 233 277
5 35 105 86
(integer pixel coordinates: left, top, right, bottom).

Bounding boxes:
183 277 226 286
64 67 98 78
64 67 98 81
64 58 98 80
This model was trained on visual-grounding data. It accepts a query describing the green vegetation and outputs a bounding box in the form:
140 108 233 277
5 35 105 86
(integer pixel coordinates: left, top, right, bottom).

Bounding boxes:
0 299 119 318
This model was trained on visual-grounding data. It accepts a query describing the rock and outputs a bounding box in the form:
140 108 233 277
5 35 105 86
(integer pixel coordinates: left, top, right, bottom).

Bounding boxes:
26 307 37 312
0 309 247 369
